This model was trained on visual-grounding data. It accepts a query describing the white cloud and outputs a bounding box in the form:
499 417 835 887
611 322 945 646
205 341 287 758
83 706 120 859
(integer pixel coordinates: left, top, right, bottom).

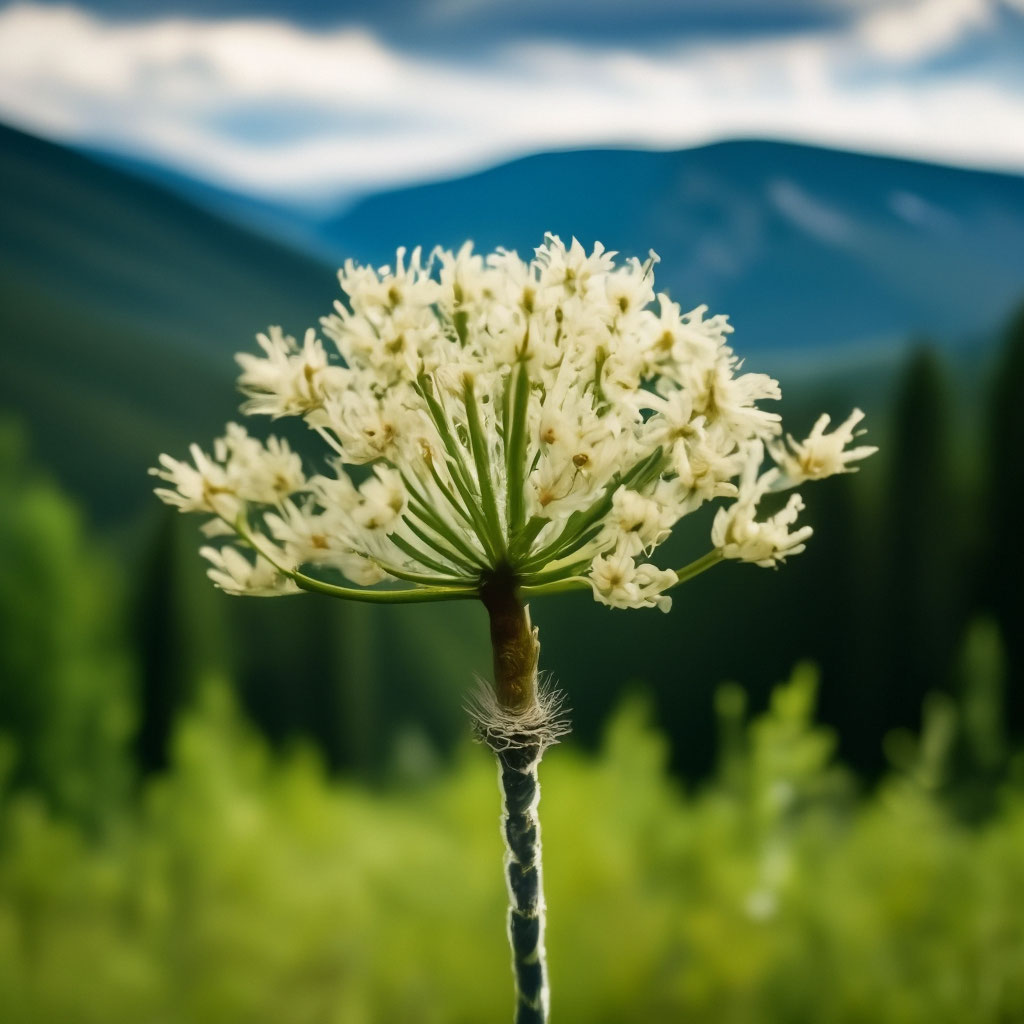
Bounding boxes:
855 0 993 61
0 1 1021 202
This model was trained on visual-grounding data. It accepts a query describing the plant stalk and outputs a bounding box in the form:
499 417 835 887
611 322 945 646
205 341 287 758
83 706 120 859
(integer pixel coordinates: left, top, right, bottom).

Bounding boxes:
497 739 548 1024
481 574 539 712
474 580 565 1024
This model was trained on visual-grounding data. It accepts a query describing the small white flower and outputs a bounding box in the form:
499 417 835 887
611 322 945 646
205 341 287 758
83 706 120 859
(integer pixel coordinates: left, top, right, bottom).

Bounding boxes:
215 424 306 504
603 255 656 329
261 498 382 585
352 466 406 532
769 408 879 485
643 298 723 374
151 444 240 519
712 444 814 567
590 546 677 612
237 327 344 418
529 408 627 518
200 542 299 596
535 234 616 297
602 488 673 556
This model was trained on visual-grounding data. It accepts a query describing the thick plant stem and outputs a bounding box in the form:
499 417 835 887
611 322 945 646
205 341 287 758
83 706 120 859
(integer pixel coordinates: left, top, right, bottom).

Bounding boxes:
480 572 539 712
472 581 568 1024
498 740 548 1024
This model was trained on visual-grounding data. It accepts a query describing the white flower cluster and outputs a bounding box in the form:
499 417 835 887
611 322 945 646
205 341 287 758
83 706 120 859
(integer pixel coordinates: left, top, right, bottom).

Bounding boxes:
152 236 876 609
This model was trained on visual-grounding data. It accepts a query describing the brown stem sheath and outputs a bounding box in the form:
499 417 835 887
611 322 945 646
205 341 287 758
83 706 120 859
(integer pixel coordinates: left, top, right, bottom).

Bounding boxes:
480 575 539 712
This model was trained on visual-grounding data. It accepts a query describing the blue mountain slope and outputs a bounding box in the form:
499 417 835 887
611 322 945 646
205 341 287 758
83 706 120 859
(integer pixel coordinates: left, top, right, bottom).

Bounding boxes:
321 142 1024 353
79 145 339 263
1 123 336 359
0 122 337 520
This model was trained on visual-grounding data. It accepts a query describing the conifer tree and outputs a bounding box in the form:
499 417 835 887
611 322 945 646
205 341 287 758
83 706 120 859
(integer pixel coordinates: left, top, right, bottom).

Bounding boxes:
132 511 227 771
878 347 959 729
985 306 1024 722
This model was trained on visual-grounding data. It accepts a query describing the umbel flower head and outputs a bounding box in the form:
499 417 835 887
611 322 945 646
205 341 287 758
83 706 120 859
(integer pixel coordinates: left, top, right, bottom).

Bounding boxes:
152 235 876 614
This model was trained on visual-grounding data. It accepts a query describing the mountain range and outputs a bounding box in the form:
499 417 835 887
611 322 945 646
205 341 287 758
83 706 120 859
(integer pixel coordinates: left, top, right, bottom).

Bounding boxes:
326 143 1024 353
98 138 1024 356
3 121 1024 523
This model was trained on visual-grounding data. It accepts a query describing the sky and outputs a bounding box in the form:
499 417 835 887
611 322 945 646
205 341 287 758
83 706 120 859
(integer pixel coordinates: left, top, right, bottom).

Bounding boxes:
0 0 1023 204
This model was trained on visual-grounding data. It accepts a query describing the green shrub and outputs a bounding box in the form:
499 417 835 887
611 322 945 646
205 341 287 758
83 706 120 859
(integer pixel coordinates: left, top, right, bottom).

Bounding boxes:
0 423 134 827
2 664 1023 1023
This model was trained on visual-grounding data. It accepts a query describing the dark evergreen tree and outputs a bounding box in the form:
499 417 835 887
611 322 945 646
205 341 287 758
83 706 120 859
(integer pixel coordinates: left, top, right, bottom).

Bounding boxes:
793 467 876 766
984 306 1024 727
873 347 962 737
132 510 227 772
226 593 375 775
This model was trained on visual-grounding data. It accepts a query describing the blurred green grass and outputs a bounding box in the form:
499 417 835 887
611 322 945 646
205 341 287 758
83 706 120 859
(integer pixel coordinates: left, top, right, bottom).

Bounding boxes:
2 661 1023 1023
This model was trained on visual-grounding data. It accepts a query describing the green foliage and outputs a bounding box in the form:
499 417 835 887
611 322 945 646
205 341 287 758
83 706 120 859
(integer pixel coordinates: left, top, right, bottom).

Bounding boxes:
2 662 1024 1023
0 423 134 827
986 305 1024 734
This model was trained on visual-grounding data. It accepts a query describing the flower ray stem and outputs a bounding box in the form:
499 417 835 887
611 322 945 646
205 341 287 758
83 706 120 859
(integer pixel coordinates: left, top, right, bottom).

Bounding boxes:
671 549 724 586
444 459 504 564
518 557 595 587
291 570 477 604
371 543 474 586
504 360 531 535
385 528 473 579
508 516 551 562
463 376 507 555
518 577 590 599
517 548 724 599
416 372 504 563
417 374 486 499
420 454 502 565
402 507 488 572
224 513 478 603
415 373 476 488
402 471 489 568
420 459 476 528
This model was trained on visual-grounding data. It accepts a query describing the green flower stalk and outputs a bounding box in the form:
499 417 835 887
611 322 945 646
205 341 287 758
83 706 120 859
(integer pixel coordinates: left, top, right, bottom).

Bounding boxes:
152 234 876 1022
